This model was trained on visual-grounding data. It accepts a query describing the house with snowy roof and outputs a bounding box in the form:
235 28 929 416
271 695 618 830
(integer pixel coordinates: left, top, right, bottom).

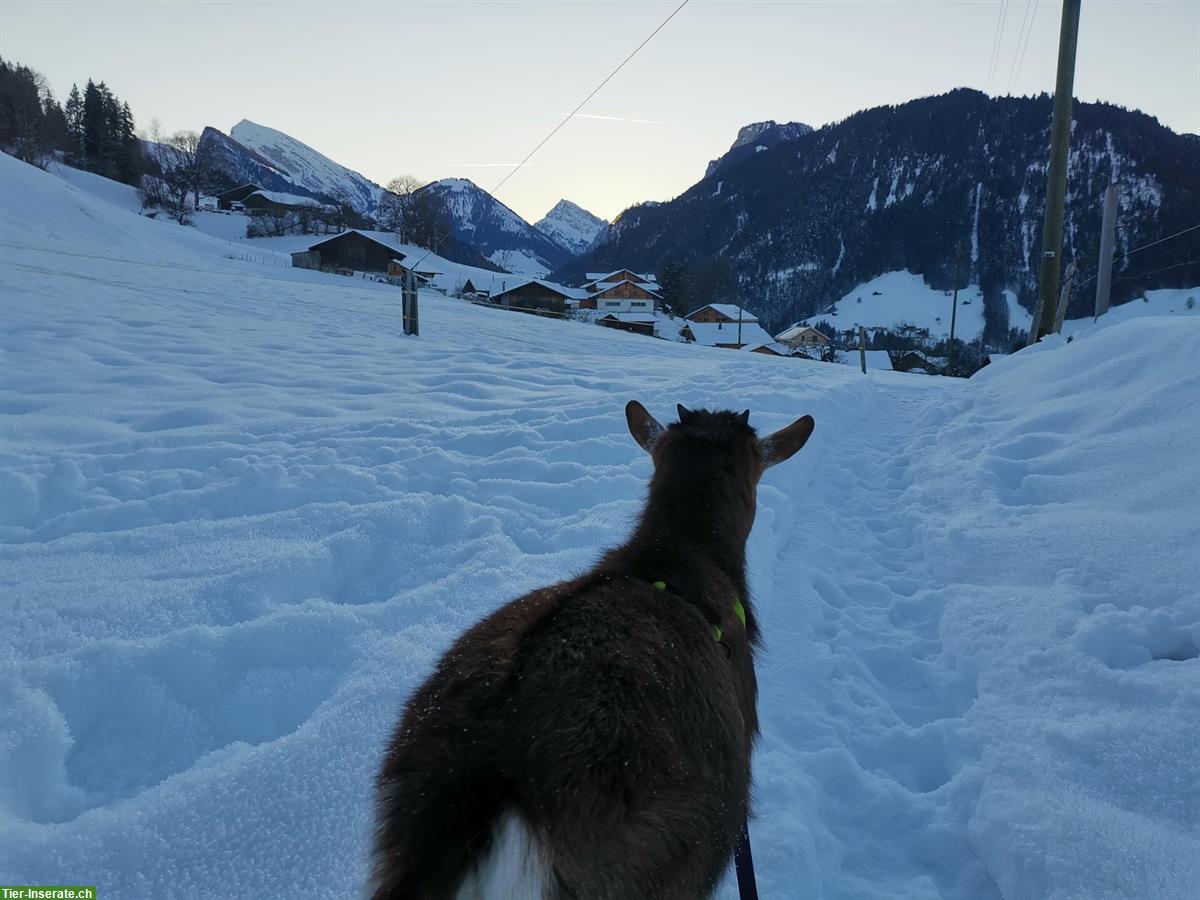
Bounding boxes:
597 312 658 337
216 183 263 210
490 278 586 316
582 269 657 289
299 230 442 280
775 323 830 349
684 303 759 325
242 190 326 215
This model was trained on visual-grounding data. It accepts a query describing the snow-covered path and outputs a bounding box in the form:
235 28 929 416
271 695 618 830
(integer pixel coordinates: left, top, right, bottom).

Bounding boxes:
2 155 1198 899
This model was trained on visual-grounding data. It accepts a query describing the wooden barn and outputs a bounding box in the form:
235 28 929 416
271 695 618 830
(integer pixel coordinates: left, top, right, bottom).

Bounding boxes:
306 230 410 273
242 190 324 215
598 312 657 337
216 183 263 210
490 279 578 315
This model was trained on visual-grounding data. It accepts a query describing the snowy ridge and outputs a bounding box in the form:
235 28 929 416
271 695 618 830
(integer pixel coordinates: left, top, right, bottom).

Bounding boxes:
231 119 384 215
2 153 1199 899
533 199 608 257
419 178 571 275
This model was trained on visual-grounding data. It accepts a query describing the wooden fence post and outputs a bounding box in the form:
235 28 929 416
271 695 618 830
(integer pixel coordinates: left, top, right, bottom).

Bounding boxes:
858 325 867 374
1053 261 1076 334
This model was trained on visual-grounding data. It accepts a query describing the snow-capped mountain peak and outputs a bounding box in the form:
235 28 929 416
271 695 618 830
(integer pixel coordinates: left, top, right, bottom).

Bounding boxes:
229 119 384 214
419 178 572 277
534 199 608 257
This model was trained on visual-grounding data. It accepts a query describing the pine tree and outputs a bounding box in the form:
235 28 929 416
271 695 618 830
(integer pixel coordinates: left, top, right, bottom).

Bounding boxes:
64 83 83 161
81 79 104 170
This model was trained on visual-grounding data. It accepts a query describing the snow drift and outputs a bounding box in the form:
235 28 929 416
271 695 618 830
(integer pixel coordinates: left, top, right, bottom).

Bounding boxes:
1 152 1198 899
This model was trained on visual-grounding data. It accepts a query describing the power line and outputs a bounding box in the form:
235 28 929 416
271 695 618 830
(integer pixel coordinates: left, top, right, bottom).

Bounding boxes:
985 0 1010 94
407 0 690 272
1071 222 1200 290
1006 0 1039 95
1008 0 1040 95
489 0 691 199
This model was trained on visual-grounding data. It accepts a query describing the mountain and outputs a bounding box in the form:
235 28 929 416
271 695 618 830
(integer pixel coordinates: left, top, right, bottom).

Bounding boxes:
534 199 609 256
195 127 329 203
704 120 813 178
419 178 572 277
556 90 1200 336
230 119 384 215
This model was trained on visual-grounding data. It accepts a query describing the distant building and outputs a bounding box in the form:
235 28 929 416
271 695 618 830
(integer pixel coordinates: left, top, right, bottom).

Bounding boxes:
582 269 657 292
739 342 790 357
305 230 413 273
681 320 774 350
242 190 325 215
387 257 443 284
586 279 661 313
684 303 759 325
597 312 657 337
216 183 263 211
490 279 582 316
775 323 830 349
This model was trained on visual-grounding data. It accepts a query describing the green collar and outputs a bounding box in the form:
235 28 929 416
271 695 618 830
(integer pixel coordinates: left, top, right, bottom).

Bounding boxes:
653 580 745 642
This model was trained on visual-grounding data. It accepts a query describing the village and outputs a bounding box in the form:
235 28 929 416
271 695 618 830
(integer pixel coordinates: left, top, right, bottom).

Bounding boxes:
217 201 966 377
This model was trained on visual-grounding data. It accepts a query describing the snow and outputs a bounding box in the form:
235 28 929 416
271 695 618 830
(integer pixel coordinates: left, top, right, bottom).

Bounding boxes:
230 120 383 214
487 248 551 278
248 190 324 209
837 348 894 370
533 199 606 257
809 271 1032 342
690 303 759 322
685 320 775 347
3 151 1199 899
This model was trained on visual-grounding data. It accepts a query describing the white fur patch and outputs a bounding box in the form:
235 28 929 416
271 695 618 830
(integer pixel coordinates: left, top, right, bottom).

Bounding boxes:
455 812 551 900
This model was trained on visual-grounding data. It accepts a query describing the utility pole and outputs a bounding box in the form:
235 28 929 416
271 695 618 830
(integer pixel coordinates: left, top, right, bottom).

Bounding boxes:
1034 0 1083 341
948 241 962 375
737 304 743 348
1094 183 1119 319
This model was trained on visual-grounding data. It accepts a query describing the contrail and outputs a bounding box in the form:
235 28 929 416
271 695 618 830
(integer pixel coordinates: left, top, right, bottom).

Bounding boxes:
561 112 686 126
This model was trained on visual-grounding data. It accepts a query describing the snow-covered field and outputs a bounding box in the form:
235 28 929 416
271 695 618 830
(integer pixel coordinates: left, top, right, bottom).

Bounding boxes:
807 270 1033 341
2 153 1198 899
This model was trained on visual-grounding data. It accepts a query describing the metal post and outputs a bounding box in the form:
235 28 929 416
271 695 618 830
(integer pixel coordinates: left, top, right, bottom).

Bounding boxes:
858 325 868 374
948 241 961 375
1094 183 1119 319
1034 0 1083 341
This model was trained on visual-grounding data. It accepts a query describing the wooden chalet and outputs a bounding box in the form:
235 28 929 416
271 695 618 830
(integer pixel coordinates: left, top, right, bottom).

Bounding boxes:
685 303 759 325
460 277 493 299
774 323 830 349
582 269 657 292
490 279 578 316
585 279 661 312
216 183 263 210
305 230 410 273
598 312 657 337
242 190 324 215
387 257 443 284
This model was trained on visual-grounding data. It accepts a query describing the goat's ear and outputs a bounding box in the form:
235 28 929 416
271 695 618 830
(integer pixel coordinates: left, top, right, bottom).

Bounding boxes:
760 415 815 468
626 401 665 454
739 409 750 426
677 403 692 421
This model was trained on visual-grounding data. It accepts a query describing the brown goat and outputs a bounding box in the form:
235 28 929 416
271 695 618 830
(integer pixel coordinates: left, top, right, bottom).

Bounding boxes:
370 402 815 899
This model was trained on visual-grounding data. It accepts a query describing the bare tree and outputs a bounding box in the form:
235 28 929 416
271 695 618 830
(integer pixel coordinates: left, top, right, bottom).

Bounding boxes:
378 175 425 241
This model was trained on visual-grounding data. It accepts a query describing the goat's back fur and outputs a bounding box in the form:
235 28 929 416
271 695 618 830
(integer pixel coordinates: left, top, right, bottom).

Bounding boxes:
371 407 813 899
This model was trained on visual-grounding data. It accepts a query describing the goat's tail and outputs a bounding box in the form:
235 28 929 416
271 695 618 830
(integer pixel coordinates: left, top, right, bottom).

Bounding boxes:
369 765 518 899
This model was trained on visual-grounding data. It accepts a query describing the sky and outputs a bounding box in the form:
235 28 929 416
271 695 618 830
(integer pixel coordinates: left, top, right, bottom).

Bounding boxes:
3 0 1197 224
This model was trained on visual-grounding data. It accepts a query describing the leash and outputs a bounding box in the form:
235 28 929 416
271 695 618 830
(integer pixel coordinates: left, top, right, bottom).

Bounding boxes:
651 579 760 899
734 820 760 900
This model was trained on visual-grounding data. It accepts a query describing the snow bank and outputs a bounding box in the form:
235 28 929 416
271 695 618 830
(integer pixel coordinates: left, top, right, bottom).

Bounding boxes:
2 150 1197 898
